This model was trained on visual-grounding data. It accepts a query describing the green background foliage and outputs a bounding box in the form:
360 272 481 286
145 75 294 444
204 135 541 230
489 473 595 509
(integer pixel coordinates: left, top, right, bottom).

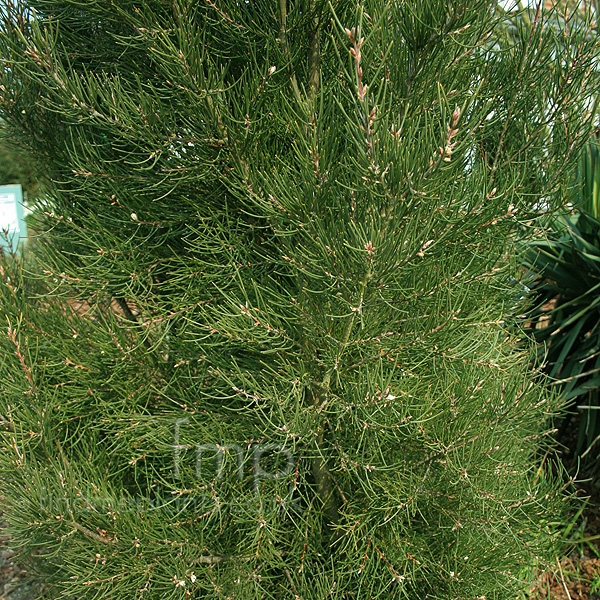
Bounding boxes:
0 137 38 195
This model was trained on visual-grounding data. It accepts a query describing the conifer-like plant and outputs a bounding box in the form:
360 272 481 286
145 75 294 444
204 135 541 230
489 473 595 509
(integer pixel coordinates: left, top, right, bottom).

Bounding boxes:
0 1 598 598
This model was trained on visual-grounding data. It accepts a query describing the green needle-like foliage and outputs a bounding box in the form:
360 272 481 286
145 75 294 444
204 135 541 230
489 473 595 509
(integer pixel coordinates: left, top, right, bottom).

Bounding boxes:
0 1 598 598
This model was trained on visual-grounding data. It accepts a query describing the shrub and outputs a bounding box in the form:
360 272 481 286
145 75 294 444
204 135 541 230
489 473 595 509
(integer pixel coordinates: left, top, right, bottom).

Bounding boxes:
0 1 598 598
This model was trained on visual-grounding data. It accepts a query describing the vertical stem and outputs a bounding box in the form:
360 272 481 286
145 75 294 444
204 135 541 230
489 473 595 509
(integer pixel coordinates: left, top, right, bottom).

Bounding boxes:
114 296 138 324
309 387 340 528
308 1 320 104
171 0 182 28
278 0 302 104
309 270 371 531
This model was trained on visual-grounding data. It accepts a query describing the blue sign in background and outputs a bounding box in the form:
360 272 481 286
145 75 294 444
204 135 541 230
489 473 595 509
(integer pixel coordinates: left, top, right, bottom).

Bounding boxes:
0 184 27 252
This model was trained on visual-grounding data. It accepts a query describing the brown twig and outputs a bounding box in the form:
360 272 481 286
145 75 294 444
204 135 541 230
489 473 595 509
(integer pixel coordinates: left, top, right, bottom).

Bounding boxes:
68 521 116 546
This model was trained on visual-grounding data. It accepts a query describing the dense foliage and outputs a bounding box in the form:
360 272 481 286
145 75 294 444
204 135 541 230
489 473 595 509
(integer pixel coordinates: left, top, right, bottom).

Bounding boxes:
521 138 600 470
0 136 38 195
0 1 599 598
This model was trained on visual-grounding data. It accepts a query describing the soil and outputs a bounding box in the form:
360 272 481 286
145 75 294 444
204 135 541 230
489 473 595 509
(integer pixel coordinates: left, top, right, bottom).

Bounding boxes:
530 557 600 600
527 503 600 600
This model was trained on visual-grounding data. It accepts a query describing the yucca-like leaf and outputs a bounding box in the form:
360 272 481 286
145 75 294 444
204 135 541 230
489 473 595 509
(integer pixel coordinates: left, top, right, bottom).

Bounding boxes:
523 176 600 464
